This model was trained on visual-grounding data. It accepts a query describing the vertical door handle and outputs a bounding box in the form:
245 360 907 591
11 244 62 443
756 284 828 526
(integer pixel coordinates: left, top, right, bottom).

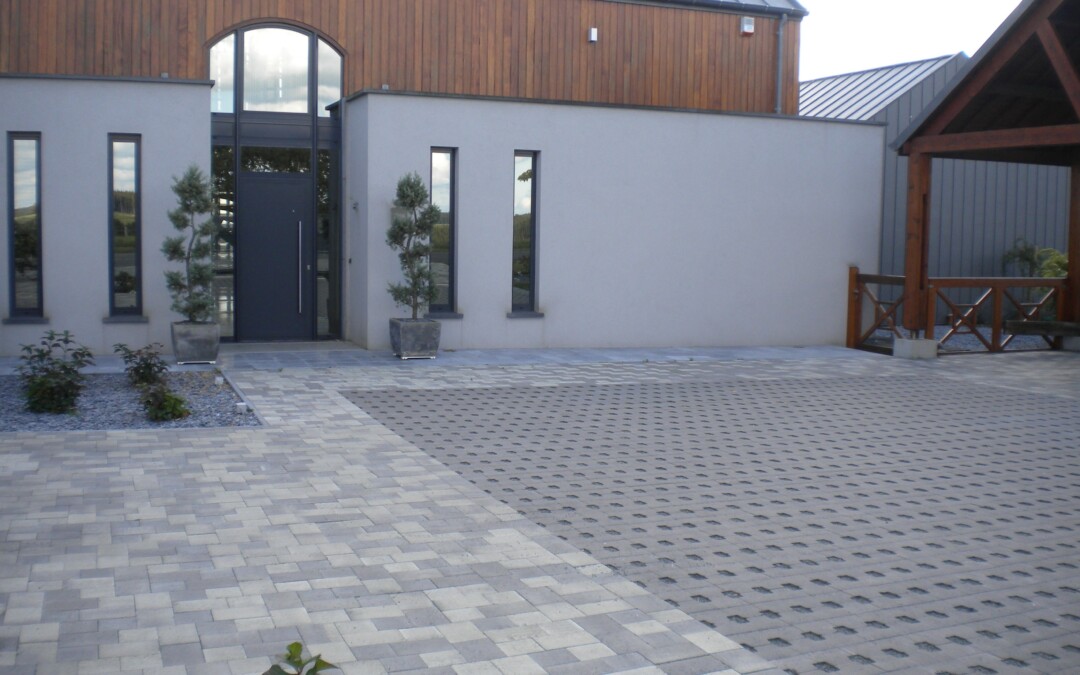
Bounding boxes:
298 220 303 315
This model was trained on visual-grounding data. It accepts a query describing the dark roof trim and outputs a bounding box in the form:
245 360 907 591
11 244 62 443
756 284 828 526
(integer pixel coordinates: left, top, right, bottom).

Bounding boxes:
343 88 878 128
891 0 1038 151
0 72 213 87
602 0 808 18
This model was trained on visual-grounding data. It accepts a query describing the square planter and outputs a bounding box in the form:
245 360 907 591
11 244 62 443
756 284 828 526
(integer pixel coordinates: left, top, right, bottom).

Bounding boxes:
171 321 220 364
892 337 938 360
389 318 441 359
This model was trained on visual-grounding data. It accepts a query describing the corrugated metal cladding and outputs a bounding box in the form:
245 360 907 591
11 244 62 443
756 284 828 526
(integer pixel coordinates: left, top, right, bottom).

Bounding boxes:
651 0 808 16
800 55 1068 305
799 56 956 120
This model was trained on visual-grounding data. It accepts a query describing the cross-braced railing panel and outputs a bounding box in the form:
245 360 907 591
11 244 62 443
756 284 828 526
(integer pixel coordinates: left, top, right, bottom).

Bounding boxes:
847 267 1067 354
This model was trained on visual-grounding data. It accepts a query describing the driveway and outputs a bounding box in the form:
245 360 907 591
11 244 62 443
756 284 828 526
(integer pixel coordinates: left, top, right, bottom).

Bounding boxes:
2 345 1078 674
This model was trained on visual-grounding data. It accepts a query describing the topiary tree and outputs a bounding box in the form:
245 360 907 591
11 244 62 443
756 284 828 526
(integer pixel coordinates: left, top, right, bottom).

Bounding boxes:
162 165 217 323
386 172 441 319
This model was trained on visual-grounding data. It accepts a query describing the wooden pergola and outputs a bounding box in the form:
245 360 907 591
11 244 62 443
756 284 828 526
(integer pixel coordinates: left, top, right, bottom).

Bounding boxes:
896 0 1080 334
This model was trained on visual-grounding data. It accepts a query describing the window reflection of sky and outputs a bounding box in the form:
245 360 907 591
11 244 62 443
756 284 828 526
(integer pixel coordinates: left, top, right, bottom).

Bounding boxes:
431 152 452 210
13 140 37 210
317 39 342 116
210 34 235 113
514 156 532 214
113 143 137 193
210 30 341 116
243 28 309 114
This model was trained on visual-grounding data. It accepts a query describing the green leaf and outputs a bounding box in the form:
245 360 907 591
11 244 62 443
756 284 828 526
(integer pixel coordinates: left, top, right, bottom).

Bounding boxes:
284 641 304 665
262 665 291 675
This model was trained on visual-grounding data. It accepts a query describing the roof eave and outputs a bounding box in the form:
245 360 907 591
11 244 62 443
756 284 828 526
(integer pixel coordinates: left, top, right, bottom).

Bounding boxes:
891 0 1039 154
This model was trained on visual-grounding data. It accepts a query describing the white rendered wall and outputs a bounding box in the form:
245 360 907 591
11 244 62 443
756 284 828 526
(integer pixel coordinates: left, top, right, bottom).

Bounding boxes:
345 93 884 350
0 76 210 356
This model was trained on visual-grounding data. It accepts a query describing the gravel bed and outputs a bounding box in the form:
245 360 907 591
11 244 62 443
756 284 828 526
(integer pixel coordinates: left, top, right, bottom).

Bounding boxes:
0 371 261 432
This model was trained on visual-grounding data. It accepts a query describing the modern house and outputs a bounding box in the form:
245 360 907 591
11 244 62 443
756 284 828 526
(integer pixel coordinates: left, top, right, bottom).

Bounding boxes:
1 0 885 356
801 55 1069 287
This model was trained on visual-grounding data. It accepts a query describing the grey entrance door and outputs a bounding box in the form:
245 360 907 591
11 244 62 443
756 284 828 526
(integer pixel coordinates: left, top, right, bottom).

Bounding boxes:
236 174 314 340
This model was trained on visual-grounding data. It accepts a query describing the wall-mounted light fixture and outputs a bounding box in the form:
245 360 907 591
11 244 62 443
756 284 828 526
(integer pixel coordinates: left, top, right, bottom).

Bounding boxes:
740 17 755 36
588 27 599 43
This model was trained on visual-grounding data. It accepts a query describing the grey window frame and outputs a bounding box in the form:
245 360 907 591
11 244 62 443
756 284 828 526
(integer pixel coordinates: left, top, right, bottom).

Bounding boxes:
511 150 540 314
108 134 143 317
428 147 458 316
7 132 43 318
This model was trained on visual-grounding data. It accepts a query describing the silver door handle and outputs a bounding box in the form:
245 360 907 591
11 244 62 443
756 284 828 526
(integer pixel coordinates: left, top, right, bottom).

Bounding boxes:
298 221 303 314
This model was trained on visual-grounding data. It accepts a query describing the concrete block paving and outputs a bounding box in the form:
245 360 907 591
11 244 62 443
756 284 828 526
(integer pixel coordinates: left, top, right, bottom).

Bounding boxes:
3 346 1079 673
343 354 1080 674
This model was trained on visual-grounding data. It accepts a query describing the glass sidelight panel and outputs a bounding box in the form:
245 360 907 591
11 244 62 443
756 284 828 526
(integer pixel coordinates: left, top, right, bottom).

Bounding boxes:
8 134 42 316
243 27 309 114
316 149 340 338
209 33 235 113
212 145 236 338
512 152 538 312
109 137 141 314
317 39 342 117
430 149 455 313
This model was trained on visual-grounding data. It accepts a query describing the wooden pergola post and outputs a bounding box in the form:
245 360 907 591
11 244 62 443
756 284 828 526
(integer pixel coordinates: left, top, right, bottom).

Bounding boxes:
1066 164 1080 322
903 152 932 335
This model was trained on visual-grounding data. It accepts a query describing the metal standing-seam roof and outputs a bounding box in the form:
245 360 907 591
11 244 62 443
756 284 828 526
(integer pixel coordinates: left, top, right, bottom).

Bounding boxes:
799 55 964 120
652 0 808 17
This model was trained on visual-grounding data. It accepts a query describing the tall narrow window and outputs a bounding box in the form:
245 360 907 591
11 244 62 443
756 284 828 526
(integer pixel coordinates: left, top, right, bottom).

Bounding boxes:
317 39 342 117
209 33 236 113
212 145 236 338
512 152 538 312
316 148 341 337
8 133 42 316
109 136 141 315
430 148 456 314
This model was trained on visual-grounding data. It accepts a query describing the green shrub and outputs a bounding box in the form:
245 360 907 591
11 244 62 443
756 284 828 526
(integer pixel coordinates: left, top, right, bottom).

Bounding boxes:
263 642 338 675
162 165 217 323
386 172 440 319
140 384 190 421
114 342 170 388
17 330 94 413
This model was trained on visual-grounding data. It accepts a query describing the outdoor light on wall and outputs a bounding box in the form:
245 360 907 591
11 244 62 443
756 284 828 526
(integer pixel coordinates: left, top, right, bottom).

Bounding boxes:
588 27 598 43
740 17 755 36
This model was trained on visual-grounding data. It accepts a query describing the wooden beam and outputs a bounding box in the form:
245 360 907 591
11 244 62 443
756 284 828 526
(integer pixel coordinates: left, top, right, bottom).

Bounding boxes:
903 153 931 333
1037 21 1080 117
910 123 1080 155
911 0 1066 142
1066 164 1080 322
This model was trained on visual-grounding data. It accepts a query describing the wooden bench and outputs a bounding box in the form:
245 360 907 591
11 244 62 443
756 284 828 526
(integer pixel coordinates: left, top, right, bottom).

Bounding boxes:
1003 320 1080 336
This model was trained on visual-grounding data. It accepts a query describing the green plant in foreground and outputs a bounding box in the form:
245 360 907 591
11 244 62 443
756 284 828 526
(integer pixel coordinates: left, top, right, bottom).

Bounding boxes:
263 642 338 675
114 343 170 388
17 330 94 414
162 165 217 323
140 383 190 422
386 172 441 319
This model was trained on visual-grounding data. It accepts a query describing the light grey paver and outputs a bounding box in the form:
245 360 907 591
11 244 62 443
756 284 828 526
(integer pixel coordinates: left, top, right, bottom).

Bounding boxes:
2 347 791 674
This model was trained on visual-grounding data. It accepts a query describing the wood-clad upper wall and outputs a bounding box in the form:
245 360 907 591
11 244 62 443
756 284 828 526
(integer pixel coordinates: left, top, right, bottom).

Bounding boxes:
0 0 801 115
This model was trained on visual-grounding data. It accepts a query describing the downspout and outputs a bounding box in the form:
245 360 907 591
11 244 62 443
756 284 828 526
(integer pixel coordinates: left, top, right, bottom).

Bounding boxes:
775 14 788 114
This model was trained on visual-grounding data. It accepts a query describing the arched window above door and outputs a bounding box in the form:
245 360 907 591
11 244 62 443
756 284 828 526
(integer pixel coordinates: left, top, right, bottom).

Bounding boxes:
209 27 342 117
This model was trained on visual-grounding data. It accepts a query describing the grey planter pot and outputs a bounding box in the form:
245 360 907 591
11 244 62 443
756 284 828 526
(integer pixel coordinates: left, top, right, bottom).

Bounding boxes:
389 318 441 359
171 321 220 364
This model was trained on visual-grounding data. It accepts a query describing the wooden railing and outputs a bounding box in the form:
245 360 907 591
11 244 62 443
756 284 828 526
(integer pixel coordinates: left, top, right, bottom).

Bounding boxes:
847 267 1068 353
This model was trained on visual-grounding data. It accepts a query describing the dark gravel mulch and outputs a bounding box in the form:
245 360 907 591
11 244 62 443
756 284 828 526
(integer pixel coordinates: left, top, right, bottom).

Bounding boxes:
0 371 261 433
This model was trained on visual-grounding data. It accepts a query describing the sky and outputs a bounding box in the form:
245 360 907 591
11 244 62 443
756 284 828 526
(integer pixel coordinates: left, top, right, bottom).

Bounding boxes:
799 0 1024 81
